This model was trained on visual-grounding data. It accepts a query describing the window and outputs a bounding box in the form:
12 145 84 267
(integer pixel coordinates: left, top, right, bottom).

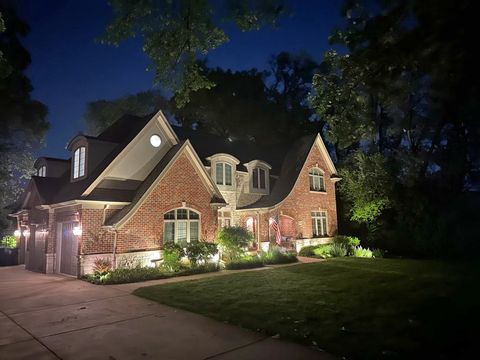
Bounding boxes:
164 209 200 245
37 165 46 177
312 211 328 237
252 168 266 189
218 211 232 228
73 146 86 179
215 162 233 186
309 168 325 192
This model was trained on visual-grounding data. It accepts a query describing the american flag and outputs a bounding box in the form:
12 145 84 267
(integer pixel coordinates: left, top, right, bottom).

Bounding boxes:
270 217 282 244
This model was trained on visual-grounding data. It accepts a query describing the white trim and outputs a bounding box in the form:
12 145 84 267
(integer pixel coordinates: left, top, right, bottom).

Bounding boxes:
314 133 337 174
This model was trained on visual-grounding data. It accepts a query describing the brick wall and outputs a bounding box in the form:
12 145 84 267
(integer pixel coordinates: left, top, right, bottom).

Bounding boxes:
114 152 218 253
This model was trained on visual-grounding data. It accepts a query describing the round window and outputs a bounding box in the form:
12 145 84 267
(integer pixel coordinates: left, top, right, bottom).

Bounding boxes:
150 134 162 147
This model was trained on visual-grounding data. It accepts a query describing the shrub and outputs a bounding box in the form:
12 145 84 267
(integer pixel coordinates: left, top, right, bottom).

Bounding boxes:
225 256 264 270
92 258 112 276
83 263 220 285
185 241 218 266
261 247 298 264
162 242 185 271
298 245 317 257
352 246 374 258
334 235 361 254
329 243 348 257
372 248 385 258
0 235 17 249
313 244 334 258
217 226 252 261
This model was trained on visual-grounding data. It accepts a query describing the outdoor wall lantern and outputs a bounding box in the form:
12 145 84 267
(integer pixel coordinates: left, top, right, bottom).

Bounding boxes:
22 229 30 237
72 226 82 236
14 230 21 237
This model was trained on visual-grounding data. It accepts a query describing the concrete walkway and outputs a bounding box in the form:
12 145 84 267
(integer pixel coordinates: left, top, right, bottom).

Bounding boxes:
0 265 333 360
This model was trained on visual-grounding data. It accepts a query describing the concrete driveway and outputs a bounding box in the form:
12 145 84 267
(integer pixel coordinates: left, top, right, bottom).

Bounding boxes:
0 266 333 360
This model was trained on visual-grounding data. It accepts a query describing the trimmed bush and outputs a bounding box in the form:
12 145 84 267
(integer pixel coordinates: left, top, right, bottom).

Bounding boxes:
0 235 16 249
261 247 298 264
298 245 317 257
217 226 252 261
313 244 334 258
353 246 374 258
162 242 185 271
185 241 218 266
83 263 220 285
225 256 264 270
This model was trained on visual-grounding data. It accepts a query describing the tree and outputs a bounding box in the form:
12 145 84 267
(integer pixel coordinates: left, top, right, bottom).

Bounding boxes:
84 90 168 135
311 0 479 257
101 0 289 106
0 5 49 233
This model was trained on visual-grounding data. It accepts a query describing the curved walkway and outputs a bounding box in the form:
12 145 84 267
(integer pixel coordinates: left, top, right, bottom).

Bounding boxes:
0 265 333 360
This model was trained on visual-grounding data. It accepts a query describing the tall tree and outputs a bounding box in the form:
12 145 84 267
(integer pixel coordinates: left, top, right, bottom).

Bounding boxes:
0 5 49 233
311 0 479 256
101 0 289 106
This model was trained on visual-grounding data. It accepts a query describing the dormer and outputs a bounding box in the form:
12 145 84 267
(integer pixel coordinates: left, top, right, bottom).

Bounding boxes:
34 157 70 178
244 160 272 195
67 136 88 181
206 153 240 191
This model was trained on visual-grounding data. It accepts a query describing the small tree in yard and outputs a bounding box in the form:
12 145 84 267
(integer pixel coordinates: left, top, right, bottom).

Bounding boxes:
217 226 252 262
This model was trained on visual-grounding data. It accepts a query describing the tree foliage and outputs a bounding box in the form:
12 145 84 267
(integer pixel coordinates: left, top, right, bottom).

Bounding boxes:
101 0 289 106
311 0 479 257
0 5 49 233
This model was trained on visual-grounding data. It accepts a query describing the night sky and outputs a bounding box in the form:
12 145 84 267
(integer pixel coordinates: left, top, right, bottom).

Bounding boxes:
16 0 343 159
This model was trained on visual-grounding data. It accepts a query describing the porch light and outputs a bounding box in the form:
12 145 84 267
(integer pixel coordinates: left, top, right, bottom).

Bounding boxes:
72 226 82 236
22 229 30 237
14 230 21 237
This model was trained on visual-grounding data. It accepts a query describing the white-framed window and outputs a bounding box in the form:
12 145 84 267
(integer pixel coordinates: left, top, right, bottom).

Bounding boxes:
218 210 232 228
73 146 86 179
37 165 46 177
252 168 266 189
309 168 325 192
215 162 233 186
164 208 200 245
312 211 328 237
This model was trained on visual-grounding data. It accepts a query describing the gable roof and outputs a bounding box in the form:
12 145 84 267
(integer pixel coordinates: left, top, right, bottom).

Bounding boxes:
104 140 226 227
237 134 317 210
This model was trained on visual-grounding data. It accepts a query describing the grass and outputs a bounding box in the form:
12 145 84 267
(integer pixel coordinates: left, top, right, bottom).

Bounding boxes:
134 258 480 359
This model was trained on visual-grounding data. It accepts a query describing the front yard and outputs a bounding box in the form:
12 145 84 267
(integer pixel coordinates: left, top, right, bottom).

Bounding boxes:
134 258 479 359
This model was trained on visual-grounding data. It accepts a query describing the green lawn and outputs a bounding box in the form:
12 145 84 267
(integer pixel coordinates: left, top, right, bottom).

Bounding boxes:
134 258 479 359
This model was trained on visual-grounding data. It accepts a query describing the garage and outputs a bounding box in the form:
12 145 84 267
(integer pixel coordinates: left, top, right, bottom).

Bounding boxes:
58 222 78 276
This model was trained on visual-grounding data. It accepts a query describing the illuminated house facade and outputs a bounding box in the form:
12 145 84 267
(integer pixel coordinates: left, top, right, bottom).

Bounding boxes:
10 111 340 276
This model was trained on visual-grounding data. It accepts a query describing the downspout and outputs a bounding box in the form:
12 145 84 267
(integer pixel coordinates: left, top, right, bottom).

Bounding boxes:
112 229 118 270
256 211 260 250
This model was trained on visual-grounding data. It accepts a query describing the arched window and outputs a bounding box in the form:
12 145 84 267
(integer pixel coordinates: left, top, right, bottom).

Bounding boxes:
73 146 86 179
309 168 325 192
37 165 46 177
215 162 233 186
164 208 200 245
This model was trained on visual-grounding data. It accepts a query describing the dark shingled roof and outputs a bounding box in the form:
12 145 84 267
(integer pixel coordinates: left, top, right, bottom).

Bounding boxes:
238 134 316 209
13 112 322 219
172 126 289 174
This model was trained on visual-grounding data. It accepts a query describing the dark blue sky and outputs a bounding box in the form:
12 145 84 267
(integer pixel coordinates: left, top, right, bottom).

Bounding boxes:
16 0 343 159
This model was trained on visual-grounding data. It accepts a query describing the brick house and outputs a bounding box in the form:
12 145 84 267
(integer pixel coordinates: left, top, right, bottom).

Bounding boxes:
10 110 340 276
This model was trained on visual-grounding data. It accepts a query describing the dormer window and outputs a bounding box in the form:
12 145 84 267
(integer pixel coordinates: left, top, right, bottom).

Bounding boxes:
73 146 86 179
309 168 325 192
245 160 271 195
37 165 46 177
216 162 233 186
252 168 266 189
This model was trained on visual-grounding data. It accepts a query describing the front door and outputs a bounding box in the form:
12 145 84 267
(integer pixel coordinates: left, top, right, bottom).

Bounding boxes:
60 222 77 276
